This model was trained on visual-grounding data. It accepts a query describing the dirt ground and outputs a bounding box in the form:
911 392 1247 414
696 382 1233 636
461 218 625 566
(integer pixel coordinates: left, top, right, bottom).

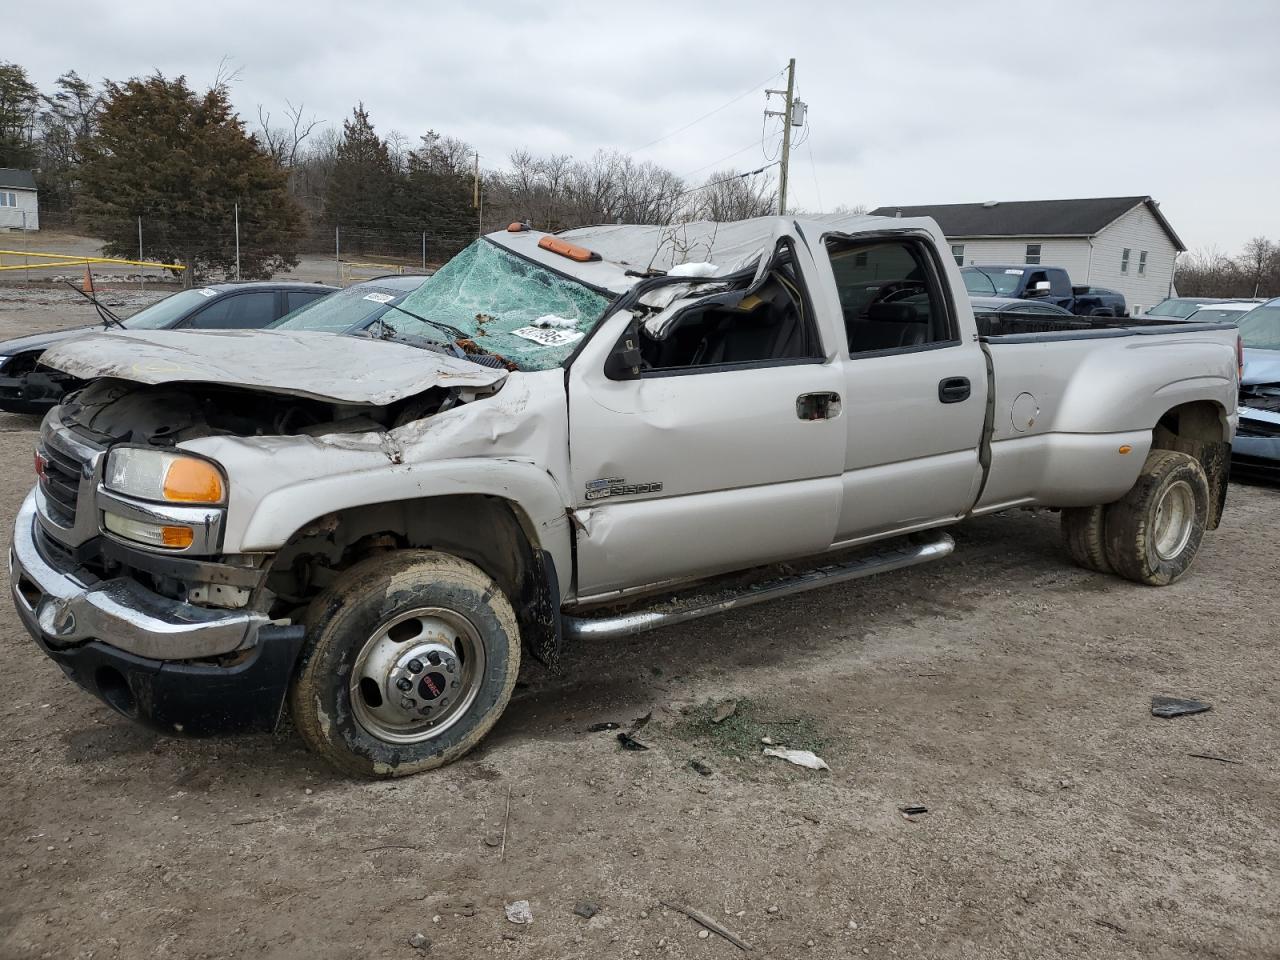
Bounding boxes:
0 296 1277 960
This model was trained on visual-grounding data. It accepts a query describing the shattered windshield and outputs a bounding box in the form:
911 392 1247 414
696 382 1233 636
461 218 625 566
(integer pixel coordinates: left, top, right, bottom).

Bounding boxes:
386 239 613 370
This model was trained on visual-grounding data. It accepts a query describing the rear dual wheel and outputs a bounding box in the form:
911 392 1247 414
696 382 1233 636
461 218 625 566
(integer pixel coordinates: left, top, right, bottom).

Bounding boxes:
1062 450 1208 586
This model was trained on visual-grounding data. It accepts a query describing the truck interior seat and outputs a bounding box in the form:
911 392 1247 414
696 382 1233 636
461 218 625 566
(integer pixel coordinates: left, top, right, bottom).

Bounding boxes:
847 303 929 352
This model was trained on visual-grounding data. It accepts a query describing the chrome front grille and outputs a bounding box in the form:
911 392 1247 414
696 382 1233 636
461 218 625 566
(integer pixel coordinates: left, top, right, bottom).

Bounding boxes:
35 416 104 548
39 443 85 526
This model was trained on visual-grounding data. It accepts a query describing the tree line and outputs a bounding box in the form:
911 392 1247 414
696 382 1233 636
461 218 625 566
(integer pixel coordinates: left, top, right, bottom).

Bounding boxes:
0 59 780 281
1175 238 1280 299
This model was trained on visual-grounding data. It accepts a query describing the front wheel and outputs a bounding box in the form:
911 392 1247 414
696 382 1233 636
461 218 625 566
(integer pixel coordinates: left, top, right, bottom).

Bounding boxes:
1103 450 1209 586
289 550 521 778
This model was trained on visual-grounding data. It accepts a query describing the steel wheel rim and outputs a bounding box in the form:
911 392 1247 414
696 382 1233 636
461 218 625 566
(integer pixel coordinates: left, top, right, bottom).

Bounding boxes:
349 606 486 744
1152 479 1195 561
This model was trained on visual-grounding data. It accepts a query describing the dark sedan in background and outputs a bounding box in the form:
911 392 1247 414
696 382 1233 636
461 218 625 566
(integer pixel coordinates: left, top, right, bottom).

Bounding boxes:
0 281 336 413
269 274 429 335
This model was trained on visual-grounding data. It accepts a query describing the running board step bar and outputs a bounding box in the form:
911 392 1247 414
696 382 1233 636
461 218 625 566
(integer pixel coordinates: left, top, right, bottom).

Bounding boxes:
562 532 955 641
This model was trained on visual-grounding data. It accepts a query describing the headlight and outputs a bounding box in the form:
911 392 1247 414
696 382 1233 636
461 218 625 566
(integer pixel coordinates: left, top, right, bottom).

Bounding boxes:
104 449 225 504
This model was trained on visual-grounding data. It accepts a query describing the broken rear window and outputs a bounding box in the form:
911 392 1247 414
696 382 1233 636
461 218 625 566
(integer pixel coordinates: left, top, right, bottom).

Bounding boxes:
389 239 613 370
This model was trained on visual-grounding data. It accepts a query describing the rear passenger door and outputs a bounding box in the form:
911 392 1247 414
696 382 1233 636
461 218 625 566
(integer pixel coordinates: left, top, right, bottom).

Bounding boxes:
819 234 988 542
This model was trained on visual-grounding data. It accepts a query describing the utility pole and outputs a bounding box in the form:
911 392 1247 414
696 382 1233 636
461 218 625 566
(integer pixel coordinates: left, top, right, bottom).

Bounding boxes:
138 215 144 292
473 150 483 236
422 231 427 271
335 225 341 285
765 58 797 215
234 203 241 281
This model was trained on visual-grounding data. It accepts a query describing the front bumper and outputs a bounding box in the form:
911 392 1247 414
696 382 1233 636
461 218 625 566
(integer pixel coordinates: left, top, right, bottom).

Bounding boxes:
1231 435 1280 482
11 491 304 735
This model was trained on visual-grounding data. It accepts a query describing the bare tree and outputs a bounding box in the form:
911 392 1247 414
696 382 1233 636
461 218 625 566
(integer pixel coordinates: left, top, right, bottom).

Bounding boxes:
256 100 322 168
693 168 777 221
1239 236 1277 297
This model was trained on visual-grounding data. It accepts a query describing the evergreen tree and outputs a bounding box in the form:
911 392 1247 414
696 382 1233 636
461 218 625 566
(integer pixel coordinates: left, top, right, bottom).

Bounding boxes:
78 74 302 281
325 103 399 251
0 61 39 169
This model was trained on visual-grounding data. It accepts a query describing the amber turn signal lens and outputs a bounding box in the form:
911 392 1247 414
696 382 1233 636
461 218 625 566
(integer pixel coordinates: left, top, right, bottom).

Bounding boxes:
160 526 195 548
163 458 223 503
1118 444 1132 454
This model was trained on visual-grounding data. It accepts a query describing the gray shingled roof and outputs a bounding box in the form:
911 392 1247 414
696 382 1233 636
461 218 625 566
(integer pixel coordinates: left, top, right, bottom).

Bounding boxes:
0 168 37 191
868 196 1185 251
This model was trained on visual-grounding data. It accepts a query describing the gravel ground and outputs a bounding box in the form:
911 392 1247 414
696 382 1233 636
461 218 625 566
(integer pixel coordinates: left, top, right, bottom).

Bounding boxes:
0 295 1277 960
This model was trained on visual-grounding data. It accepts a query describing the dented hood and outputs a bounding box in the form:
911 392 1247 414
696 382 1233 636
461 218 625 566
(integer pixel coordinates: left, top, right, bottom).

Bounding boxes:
40 328 507 405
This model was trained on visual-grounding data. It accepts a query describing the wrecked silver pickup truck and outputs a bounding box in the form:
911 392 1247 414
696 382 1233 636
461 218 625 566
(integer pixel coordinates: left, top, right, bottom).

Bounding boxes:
12 214 1240 777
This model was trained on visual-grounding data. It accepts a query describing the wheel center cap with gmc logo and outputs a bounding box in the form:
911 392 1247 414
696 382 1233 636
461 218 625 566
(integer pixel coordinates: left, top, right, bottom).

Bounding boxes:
418 672 448 701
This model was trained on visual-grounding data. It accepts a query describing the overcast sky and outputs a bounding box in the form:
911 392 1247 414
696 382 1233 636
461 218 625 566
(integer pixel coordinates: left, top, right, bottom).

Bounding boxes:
12 0 1280 252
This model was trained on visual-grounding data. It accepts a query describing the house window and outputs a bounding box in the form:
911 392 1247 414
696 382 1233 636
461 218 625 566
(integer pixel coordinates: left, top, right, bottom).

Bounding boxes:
1138 251 1148 275
1025 243 1041 265
0 193 7 206
1121 248 1131 273
853 251 868 267
1132 304 1142 316
951 243 965 267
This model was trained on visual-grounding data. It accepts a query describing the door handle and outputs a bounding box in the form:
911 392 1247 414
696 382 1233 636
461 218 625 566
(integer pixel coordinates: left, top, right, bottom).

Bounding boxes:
938 377 971 403
796 392 842 420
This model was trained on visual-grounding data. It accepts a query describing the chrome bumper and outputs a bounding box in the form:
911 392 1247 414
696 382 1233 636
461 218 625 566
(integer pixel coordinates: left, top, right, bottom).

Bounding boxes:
11 490 268 660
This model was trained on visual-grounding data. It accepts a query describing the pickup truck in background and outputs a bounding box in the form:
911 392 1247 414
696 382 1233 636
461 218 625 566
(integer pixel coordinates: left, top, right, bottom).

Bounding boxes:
12 213 1239 777
963 264 1128 316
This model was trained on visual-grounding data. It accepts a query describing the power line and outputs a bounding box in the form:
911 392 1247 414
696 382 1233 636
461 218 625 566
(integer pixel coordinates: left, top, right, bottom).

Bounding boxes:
626 65 787 156
680 140 768 181
670 162 778 201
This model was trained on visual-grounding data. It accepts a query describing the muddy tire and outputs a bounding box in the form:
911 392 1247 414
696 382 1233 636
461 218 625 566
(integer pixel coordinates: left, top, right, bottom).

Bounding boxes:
289 549 520 778
1103 450 1209 586
1061 505 1112 573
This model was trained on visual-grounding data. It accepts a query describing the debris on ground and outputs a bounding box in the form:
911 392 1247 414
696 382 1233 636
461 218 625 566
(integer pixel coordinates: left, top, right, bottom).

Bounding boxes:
483 834 502 847
659 900 753 952
630 711 653 730
762 747 830 771
1187 752 1242 764
505 900 533 925
587 721 620 732
1151 696 1211 718
408 931 431 951
689 759 713 776
712 700 738 724
899 804 929 816
617 732 649 751
1093 917 1127 934
573 900 600 919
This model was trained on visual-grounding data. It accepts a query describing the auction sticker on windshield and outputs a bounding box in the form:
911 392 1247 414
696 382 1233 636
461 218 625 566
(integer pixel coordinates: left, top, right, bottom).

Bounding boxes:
363 292 396 303
196 288 218 297
511 326 584 347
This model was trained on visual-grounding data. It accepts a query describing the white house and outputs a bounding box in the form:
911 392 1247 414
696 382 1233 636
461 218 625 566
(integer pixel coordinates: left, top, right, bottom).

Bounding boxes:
869 197 1185 316
0 168 39 232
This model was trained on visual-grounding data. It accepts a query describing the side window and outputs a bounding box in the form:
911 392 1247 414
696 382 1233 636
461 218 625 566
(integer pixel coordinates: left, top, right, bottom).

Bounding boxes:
950 243 964 267
186 291 278 330
286 290 326 314
1138 251 1148 275
1025 243 1042 265
829 240 957 355
633 248 821 374
1121 248 1131 273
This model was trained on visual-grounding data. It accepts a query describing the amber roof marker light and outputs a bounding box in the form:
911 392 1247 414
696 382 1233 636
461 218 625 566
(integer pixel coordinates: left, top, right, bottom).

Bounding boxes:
537 236 601 263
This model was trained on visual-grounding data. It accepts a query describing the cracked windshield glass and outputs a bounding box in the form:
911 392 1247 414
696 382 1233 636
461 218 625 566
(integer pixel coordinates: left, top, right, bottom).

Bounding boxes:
388 239 613 370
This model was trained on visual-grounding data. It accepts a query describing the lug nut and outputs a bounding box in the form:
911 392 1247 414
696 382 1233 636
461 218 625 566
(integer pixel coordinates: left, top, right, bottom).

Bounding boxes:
407 659 423 674
396 678 412 692
400 696 415 709
427 651 441 666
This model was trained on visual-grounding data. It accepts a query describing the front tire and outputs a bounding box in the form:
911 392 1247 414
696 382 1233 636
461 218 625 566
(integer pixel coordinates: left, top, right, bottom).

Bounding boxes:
1103 450 1208 586
289 549 521 778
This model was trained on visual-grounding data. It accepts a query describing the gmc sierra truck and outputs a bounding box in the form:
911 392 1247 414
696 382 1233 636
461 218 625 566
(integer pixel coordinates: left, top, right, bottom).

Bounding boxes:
962 264 1128 317
11 214 1240 777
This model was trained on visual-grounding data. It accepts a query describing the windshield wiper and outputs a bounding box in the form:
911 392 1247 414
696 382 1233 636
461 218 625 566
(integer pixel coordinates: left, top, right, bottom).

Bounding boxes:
380 302 473 344
63 280 125 328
